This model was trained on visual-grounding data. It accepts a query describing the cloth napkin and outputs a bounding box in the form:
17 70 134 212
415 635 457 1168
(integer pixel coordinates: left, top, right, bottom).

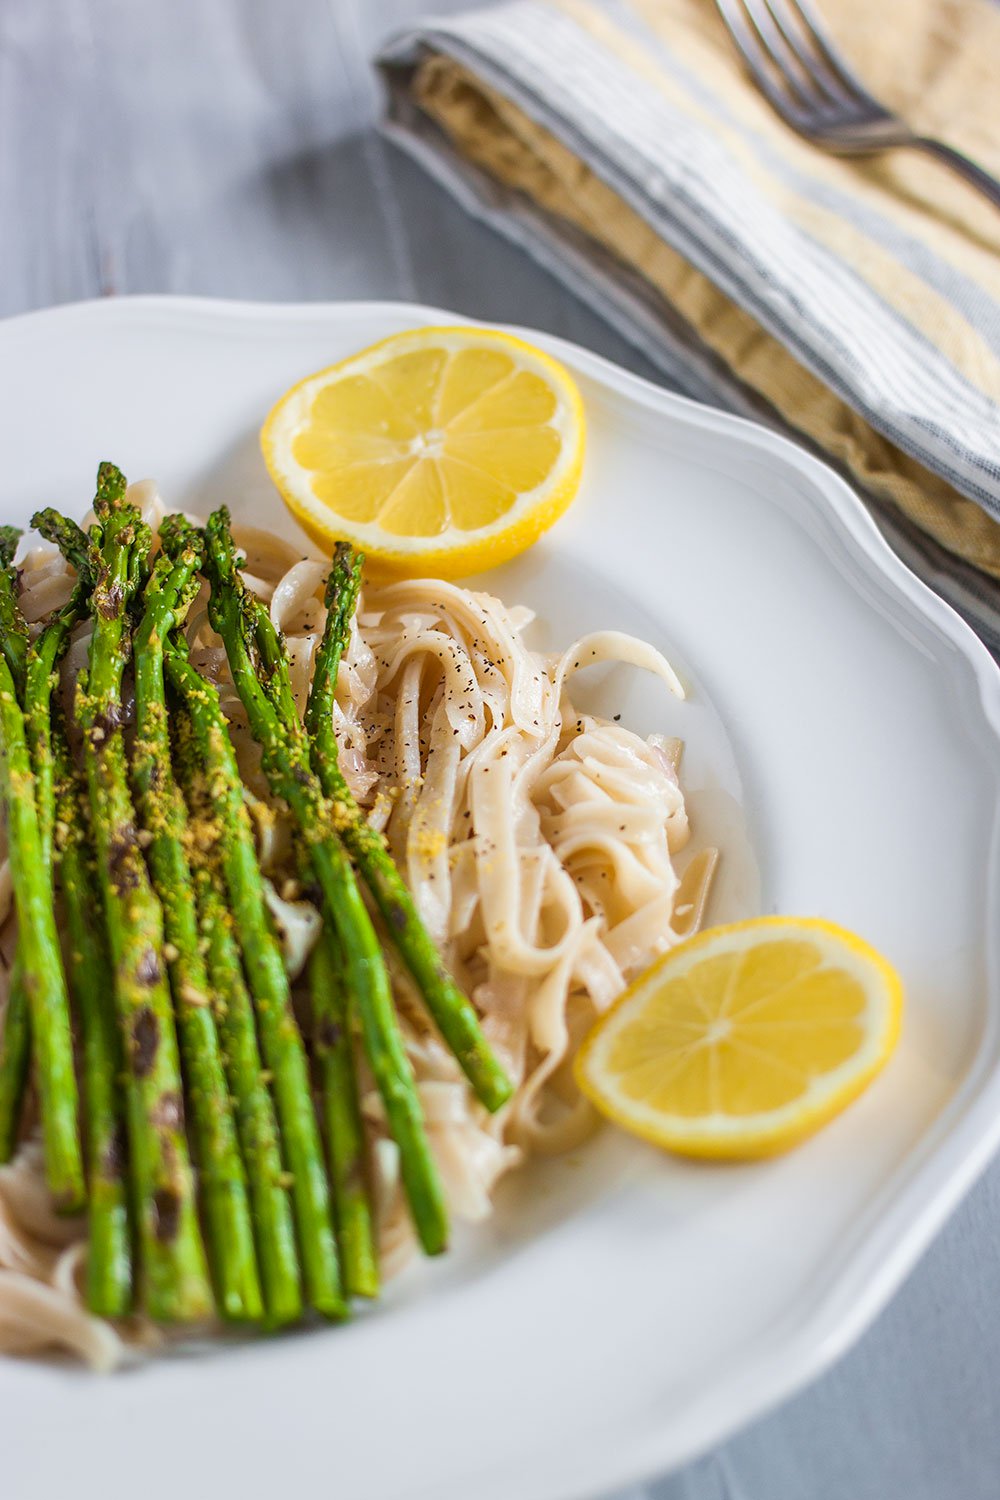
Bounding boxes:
378 0 1000 648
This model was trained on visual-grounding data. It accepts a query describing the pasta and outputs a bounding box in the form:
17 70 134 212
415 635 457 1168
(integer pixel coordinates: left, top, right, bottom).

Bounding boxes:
0 482 713 1365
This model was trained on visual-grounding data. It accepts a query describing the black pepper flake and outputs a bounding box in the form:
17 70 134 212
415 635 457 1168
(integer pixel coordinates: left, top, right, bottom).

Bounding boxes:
102 1120 127 1180
108 825 141 891
132 1007 159 1077
318 1018 342 1050
152 1188 181 1243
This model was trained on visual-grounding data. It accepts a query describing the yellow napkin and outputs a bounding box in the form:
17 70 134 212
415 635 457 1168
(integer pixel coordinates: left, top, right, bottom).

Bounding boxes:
381 0 1000 583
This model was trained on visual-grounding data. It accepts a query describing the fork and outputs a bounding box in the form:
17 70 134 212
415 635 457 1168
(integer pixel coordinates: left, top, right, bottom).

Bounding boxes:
714 0 1000 210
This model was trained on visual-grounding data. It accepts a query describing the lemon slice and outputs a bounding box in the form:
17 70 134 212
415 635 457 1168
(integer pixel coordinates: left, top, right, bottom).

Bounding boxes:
261 326 586 576
575 917 903 1158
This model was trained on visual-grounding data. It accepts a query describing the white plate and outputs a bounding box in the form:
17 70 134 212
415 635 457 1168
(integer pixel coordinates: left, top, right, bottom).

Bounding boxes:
2 297 1000 1500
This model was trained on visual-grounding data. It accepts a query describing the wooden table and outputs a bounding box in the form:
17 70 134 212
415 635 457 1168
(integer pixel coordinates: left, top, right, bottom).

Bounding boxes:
3 3 997 1497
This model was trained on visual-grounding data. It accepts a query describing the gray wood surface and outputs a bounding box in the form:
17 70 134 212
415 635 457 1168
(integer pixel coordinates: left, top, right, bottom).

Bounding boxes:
2 2 997 1497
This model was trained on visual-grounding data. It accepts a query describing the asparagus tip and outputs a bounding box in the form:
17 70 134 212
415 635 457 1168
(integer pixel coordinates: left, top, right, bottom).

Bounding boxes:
0 526 21 569
31 510 93 582
159 513 204 565
324 541 363 608
95 461 128 510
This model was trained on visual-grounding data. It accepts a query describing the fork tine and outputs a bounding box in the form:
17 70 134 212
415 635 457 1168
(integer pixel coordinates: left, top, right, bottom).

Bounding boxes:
740 0 835 113
714 0 817 128
761 0 859 110
775 0 888 118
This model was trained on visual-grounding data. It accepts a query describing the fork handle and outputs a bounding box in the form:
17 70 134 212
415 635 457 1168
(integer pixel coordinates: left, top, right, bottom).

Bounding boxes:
914 138 1000 212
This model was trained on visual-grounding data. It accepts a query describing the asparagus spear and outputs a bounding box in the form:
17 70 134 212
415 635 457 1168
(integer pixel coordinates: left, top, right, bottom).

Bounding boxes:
0 524 28 695
22 511 100 888
200 508 448 1256
171 702 303 1327
307 922 378 1298
0 524 86 1207
0 513 104 1166
0 969 30 1164
305 545 512 1113
3 511 95 849
0 529 31 1164
30 512 132 1310
25 604 79 872
0 647 84 1209
74 464 212 1321
52 707 132 1316
162 635 345 1318
0 513 104 1167
132 538 262 1323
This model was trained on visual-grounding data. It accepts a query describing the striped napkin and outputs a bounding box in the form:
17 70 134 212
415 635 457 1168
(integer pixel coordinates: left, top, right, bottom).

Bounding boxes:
378 0 1000 648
